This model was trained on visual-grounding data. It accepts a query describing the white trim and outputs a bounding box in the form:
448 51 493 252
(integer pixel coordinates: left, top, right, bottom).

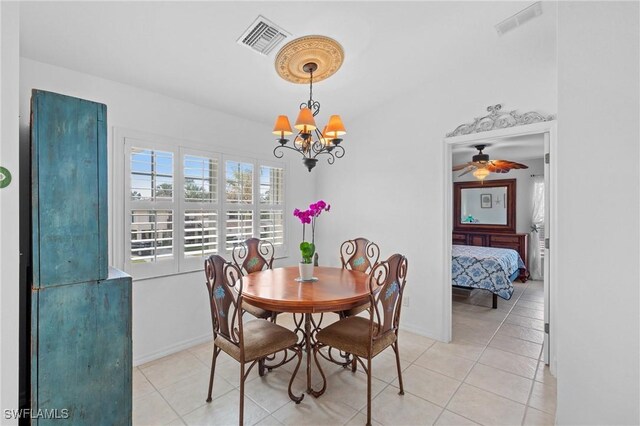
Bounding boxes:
442 120 558 376
133 332 212 367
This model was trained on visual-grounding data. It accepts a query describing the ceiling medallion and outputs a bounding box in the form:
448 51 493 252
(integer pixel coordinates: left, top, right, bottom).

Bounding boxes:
271 36 347 172
275 35 345 84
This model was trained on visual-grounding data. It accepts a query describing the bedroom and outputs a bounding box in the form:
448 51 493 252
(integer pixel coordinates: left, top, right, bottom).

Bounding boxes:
0 2 638 426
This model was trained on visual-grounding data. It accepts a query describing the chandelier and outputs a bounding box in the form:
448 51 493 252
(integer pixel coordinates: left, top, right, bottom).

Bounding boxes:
271 36 346 172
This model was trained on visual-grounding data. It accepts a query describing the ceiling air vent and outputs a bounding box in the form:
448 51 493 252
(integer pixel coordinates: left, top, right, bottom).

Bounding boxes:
495 2 543 36
237 15 290 56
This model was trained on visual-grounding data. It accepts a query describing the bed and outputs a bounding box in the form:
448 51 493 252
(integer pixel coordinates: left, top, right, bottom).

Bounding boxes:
452 244 525 308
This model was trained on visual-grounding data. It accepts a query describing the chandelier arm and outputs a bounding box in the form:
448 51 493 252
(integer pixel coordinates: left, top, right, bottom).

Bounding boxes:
332 144 345 159
273 144 307 159
311 147 337 164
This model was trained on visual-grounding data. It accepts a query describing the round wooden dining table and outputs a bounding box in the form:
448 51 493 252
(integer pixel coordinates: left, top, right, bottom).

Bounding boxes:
241 266 370 397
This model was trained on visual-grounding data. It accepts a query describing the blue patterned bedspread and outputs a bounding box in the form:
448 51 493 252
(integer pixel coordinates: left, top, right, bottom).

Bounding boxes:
452 245 525 300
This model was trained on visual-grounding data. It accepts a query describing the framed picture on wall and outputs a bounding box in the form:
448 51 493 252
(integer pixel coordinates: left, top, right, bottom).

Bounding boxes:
480 194 492 208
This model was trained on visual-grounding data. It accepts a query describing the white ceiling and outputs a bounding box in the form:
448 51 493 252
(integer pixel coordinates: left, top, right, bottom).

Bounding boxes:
19 1 557 126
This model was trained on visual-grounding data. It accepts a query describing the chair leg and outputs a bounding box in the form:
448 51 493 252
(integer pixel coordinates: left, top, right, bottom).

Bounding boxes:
207 346 220 402
239 362 245 426
258 358 265 377
366 357 372 426
351 357 357 373
392 342 405 395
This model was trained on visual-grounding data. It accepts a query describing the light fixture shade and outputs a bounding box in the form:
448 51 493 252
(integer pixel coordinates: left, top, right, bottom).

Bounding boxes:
272 115 293 135
473 167 490 180
294 108 317 131
325 115 346 137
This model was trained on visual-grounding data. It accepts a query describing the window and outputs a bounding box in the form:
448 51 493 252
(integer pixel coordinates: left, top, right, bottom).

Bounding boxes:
259 166 285 247
183 154 219 265
122 135 286 278
224 160 254 250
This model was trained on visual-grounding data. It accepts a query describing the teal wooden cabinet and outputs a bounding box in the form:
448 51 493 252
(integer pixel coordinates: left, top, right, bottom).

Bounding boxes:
32 269 132 425
31 90 108 287
30 90 132 425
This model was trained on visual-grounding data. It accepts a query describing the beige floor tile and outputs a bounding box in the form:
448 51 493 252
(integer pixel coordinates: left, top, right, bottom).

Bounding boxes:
164 418 186 426
182 389 269 425
254 415 284 425
430 340 485 362
511 306 545 320
205 352 261 387
140 351 209 390
435 410 479 425
505 314 545 331
354 350 409 384
489 335 542 359
159 371 234 416
464 363 533 404
515 299 545 311
320 367 387 411
271 394 357 425
535 362 557 385
528 382 557 415
391 364 460 407
478 347 538 379
369 385 443 425
519 292 544 303
134 368 157 399
245 368 308 414
453 307 509 323
397 331 436 362
346 412 382 426
188 341 215 366
133 391 179 426
523 407 555 425
453 325 496 346
414 348 475 381
448 384 526 426
496 323 545 344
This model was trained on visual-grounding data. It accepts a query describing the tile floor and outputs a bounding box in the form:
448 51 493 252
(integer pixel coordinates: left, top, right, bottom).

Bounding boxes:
133 280 556 425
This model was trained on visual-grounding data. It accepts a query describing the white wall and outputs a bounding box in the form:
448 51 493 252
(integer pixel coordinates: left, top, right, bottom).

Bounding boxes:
555 2 639 425
453 158 545 234
315 46 556 338
19 58 315 365
0 2 21 421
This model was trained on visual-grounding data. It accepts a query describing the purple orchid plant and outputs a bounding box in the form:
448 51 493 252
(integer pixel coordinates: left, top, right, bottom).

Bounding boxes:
293 200 331 264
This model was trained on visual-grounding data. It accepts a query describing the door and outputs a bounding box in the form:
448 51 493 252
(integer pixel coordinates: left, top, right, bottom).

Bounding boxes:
543 133 551 364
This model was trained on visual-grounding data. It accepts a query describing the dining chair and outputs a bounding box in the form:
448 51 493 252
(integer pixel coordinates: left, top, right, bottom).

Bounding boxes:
232 238 276 321
314 254 408 426
338 238 381 317
204 255 304 425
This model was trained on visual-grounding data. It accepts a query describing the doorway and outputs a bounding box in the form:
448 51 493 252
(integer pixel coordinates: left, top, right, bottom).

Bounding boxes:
442 120 557 375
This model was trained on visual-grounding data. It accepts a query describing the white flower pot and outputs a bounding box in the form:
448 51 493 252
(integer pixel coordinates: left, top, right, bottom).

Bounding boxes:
298 262 314 281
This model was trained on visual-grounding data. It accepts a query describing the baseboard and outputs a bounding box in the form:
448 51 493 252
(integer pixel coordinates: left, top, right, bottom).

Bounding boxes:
133 333 212 367
399 322 446 342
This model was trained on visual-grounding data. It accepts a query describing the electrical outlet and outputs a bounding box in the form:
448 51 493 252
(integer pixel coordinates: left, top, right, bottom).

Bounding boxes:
402 296 410 307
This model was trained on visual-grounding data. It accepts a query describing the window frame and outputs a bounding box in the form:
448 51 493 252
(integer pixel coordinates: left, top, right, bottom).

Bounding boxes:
115 129 287 280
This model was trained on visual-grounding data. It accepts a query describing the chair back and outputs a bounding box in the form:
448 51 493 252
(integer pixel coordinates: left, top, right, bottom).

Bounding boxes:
368 254 408 338
340 238 380 273
204 255 244 347
232 238 274 275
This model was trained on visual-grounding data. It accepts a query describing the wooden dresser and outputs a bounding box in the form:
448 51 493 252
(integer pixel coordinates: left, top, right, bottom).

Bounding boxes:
452 231 529 282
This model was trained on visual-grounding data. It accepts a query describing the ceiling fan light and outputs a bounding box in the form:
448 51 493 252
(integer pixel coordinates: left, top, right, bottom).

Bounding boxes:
294 107 317 131
272 115 293 136
473 167 490 180
325 115 346 137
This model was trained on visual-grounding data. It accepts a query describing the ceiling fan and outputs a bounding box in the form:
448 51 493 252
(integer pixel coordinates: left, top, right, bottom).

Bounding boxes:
453 144 528 180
